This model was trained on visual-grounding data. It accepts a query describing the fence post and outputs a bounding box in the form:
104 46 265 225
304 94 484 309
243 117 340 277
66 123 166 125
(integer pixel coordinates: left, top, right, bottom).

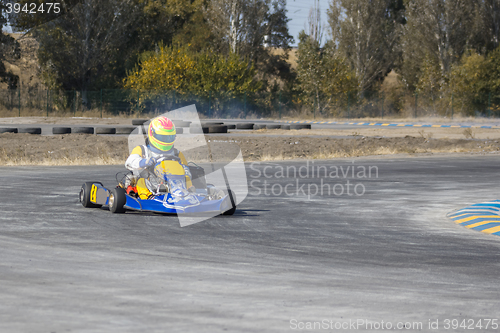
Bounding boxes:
18 87 21 117
313 98 316 120
244 92 247 116
136 90 140 114
347 92 351 119
279 91 282 120
381 96 384 119
451 93 454 120
208 91 212 118
100 89 103 118
488 92 491 118
414 93 418 118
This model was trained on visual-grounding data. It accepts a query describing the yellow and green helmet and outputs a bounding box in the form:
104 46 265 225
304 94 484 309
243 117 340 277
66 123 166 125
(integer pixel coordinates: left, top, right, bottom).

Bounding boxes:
148 116 176 151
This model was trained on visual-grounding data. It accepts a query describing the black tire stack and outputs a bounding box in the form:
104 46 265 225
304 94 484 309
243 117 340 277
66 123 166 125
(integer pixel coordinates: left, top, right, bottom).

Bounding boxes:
18 128 42 134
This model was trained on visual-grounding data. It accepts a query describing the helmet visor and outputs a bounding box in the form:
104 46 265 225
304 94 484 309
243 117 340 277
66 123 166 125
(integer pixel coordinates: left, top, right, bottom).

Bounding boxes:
153 132 176 144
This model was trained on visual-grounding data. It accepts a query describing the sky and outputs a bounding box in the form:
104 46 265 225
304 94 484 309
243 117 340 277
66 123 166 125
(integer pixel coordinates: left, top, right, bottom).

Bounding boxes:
3 0 331 46
287 0 331 46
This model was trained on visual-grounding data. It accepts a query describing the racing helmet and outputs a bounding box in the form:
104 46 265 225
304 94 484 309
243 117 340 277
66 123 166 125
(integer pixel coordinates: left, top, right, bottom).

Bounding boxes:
147 116 176 151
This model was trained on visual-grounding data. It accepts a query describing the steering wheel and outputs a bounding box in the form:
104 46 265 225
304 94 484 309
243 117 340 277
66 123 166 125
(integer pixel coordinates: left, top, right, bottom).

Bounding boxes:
156 155 181 163
142 155 181 177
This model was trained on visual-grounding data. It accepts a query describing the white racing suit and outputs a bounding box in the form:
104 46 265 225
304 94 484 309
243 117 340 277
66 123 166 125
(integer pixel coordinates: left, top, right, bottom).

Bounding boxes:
125 145 193 199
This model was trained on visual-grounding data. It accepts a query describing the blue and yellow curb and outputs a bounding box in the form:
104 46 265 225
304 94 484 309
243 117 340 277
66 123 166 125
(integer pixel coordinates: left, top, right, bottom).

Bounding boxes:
285 121 500 129
447 201 500 236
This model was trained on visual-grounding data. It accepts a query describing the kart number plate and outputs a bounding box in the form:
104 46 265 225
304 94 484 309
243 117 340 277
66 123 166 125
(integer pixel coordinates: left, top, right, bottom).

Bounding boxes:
90 184 98 203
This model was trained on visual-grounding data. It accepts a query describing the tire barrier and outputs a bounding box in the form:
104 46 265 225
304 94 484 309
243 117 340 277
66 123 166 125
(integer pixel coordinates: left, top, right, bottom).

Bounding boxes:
72 127 94 134
115 127 136 134
290 124 311 130
172 120 191 127
201 122 224 126
236 123 254 130
0 127 18 133
281 125 291 130
95 127 116 135
52 127 71 134
208 125 228 134
18 127 42 134
266 124 282 130
132 119 148 126
225 124 236 129
176 127 184 134
253 124 266 130
190 127 210 134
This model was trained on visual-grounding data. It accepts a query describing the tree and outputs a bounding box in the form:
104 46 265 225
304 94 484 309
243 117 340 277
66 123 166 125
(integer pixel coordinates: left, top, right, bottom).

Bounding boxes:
205 0 266 56
172 8 217 53
8 0 143 106
469 0 500 53
449 51 489 115
123 45 261 100
9 0 199 105
0 2 19 89
296 31 358 116
204 0 294 82
400 0 476 90
328 0 403 94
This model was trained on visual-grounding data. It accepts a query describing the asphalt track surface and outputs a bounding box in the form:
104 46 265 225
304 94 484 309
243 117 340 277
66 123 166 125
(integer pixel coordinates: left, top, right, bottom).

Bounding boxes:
1 156 500 332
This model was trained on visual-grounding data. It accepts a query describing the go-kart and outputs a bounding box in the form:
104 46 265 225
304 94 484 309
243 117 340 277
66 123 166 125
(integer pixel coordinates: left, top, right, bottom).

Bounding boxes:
79 155 236 215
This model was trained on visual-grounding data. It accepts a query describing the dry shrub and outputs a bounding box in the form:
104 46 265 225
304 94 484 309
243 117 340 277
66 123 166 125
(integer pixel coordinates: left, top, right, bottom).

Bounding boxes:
463 128 475 139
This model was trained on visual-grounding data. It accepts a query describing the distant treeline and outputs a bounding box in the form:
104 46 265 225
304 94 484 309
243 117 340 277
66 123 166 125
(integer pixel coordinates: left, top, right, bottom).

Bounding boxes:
2 0 500 117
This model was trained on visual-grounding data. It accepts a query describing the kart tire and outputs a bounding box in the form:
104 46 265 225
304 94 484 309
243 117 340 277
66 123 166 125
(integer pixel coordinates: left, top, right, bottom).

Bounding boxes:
95 127 116 134
80 182 103 208
109 187 127 213
132 119 148 125
0 127 18 133
236 123 254 130
225 124 236 129
72 127 94 134
208 125 227 133
115 127 136 134
222 189 236 216
253 124 266 130
266 124 281 130
52 127 71 134
290 124 311 130
18 127 42 134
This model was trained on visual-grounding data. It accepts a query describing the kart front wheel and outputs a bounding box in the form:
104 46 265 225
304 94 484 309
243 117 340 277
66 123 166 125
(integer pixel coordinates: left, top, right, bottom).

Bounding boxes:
222 189 236 216
80 182 102 208
109 187 127 213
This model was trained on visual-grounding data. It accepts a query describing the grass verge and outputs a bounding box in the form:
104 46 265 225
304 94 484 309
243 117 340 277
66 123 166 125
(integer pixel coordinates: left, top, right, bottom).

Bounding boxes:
1 133 498 166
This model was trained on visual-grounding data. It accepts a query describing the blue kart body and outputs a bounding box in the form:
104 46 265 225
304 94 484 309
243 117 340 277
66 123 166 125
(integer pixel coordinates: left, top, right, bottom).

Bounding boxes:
82 159 235 215
89 180 231 214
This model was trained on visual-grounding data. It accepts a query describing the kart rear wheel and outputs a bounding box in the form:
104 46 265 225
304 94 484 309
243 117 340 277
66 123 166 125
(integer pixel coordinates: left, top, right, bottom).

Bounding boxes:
80 182 103 208
109 187 127 213
222 189 236 216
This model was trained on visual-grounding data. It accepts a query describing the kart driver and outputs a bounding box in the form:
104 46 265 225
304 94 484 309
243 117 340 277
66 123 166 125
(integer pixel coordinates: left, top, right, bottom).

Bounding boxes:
125 116 193 199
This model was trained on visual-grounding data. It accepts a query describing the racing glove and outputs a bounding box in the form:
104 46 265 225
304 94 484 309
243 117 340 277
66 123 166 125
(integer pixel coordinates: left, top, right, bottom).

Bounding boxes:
139 157 156 168
182 165 192 178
